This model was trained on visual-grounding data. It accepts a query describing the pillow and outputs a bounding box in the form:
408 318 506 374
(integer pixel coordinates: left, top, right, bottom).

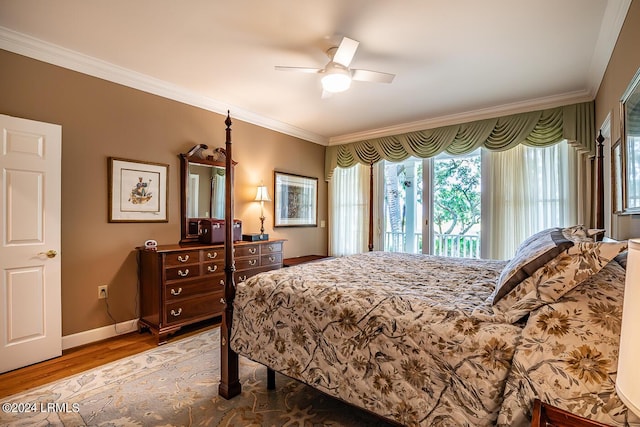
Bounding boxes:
496 260 635 426
492 240 628 323
492 228 574 304
614 250 627 269
561 224 593 242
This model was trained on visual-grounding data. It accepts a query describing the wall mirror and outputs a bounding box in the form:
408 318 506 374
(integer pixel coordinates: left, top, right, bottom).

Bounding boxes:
621 66 640 214
180 144 234 243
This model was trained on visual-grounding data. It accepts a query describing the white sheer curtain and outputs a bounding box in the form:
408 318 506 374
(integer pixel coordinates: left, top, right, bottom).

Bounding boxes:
487 140 578 260
329 163 369 256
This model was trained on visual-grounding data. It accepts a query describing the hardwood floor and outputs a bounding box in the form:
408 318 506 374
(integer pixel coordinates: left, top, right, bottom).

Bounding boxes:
0 319 220 398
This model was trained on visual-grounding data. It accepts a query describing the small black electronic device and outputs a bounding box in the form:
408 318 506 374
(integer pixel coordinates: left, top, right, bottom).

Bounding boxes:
242 233 269 242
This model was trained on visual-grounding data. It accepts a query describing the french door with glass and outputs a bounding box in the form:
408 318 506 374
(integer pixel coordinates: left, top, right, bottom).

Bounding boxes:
381 151 481 258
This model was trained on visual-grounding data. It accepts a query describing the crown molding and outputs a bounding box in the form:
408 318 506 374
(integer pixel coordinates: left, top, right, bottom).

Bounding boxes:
0 26 329 146
329 90 594 145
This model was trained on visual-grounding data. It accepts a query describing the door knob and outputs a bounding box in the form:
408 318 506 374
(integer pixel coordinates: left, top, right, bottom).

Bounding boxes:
38 250 57 258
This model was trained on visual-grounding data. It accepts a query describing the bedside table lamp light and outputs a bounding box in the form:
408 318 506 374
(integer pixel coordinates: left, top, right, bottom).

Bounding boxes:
254 184 271 236
617 238 640 418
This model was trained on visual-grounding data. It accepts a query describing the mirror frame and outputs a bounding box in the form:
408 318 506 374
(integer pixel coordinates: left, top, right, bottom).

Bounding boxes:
180 144 235 243
620 66 640 214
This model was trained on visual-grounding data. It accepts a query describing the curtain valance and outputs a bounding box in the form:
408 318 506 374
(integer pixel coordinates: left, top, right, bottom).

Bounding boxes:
325 101 594 180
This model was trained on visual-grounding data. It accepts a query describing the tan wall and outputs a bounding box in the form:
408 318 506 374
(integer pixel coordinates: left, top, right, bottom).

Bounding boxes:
0 49 328 336
595 0 640 239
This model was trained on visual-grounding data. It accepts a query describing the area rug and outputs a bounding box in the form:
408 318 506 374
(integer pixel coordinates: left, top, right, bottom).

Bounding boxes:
0 327 393 426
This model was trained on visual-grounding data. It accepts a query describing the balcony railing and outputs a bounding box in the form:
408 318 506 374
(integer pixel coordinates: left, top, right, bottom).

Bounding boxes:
384 232 480 258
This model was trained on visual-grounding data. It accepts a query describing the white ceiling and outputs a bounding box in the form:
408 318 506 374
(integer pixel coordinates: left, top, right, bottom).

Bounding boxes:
0 0 632 145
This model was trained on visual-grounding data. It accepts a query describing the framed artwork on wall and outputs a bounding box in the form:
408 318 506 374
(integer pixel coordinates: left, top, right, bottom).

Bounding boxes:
273 171 318 227
108 157 169 222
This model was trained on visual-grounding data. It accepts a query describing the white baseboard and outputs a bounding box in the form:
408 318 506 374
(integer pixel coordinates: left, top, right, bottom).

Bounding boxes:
62 319 139 350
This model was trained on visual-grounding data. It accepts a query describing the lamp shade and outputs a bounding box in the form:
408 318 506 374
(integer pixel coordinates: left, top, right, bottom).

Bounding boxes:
254 185 271 202
617 238 640 417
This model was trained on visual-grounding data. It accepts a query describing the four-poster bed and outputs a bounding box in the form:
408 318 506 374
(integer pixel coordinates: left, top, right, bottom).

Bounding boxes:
218 113 636 426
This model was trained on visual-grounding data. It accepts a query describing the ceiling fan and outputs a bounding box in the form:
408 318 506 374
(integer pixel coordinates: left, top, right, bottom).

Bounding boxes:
275 36 395 97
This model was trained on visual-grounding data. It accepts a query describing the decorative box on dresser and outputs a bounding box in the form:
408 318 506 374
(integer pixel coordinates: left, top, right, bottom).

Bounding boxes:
138 239 284 344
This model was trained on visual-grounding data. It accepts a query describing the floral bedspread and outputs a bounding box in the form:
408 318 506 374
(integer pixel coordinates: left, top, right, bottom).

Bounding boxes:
230 251 523 426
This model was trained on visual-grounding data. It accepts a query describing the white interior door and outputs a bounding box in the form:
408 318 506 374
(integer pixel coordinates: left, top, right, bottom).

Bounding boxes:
0 114 62 373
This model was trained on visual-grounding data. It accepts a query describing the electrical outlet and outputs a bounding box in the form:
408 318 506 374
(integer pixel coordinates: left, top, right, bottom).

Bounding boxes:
98 285 108 299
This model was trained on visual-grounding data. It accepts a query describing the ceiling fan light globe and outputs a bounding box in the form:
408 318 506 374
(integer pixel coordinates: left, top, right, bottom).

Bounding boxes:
322 73 351 93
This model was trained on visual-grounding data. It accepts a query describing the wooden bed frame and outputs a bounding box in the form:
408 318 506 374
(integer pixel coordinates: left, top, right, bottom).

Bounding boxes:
217 112 607 400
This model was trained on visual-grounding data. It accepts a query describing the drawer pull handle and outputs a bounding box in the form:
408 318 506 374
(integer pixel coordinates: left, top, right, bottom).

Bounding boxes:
170 308 182 317
249 259 257 266
239 275 247 281
219 279 225 286
177 255 189 263
177 269 189 277
268 245 274 251
249 248 257 254
220 298 226 304
207 252 218 259
213 223 221 229
208 265 218 273
269 256 276 262
170 287 182 296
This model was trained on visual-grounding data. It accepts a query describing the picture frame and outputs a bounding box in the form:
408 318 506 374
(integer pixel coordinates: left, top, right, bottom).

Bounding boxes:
108 157 169 222
273 171 318 227
620 66 640 213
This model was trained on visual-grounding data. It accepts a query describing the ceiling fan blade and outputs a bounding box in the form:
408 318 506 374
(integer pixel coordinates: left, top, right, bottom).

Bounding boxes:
332 37 359 67
352 69 395 83
275 66 322 73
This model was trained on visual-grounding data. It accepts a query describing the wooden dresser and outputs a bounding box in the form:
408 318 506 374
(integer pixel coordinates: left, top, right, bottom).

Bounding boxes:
138 239 284 344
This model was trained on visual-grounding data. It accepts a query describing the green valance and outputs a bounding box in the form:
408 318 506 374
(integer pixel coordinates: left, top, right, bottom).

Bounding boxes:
325 101 594 180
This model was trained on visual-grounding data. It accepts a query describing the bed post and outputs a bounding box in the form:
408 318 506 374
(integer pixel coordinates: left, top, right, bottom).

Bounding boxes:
219 111 241 399
595 130 605 232
368 162 374 251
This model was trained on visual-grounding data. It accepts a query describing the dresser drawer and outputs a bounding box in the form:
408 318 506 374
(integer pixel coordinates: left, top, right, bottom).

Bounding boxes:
235 256 260 270
262 242 282 254
163 250 200 267
203 260 225 275
165 265 200 281
164 293 224 325
164 278 224 301
235 244 260 257
235 266 274 283
202 248 224 262
261 252 282 267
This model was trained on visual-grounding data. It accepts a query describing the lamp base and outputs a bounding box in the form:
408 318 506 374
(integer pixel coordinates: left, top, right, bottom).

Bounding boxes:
242 233 269 242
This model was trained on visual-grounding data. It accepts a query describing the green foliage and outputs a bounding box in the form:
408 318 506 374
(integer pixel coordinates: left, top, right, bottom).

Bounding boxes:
433 156 481 236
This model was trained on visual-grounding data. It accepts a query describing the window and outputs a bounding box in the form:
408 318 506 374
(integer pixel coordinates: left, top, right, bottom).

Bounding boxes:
331 141 578 260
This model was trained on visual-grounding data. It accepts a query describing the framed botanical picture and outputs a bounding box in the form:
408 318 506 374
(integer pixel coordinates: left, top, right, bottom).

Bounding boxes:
274 171 318 227
108 157 169 222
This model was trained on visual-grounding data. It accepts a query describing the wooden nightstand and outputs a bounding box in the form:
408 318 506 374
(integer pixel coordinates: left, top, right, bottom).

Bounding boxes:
531 399 612 427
